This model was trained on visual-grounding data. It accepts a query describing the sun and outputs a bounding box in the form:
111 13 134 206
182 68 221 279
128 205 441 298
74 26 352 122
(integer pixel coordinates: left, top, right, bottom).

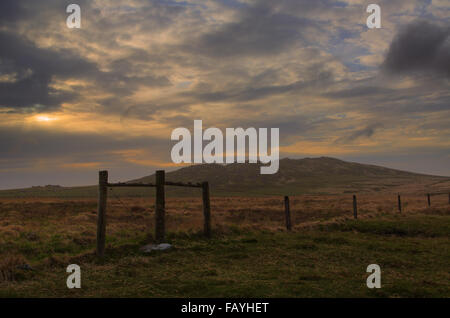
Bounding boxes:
35 115 56 122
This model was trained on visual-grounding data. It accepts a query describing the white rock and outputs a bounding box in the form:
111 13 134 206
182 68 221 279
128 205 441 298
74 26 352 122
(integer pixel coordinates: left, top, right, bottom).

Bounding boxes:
140 243 172 253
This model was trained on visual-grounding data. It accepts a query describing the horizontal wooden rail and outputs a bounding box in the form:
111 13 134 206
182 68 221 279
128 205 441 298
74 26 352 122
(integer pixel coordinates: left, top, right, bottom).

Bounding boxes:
165 181 203 188
107 181 203 188
107 182 156 188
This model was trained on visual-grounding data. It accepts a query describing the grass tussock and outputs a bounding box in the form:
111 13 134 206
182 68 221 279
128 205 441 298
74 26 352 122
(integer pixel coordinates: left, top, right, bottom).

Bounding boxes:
0 255 29 283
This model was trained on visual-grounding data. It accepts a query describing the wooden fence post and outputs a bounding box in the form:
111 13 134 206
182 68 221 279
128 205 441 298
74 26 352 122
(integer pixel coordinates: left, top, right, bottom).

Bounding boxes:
353 195 358 219
202 182 212 238
398 194 402 213
155 170 166 243
448 193 450 205
427 193 431 207
284 196 292 231
96 170 108 257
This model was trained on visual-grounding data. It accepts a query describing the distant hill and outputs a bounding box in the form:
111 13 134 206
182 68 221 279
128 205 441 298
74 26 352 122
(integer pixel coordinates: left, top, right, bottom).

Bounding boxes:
131 157 450 196
1 157 449 198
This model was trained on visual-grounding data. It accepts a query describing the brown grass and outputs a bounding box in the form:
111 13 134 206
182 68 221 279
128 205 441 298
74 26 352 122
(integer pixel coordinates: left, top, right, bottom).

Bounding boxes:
0 193 447 243
0 255 27 282
0 192 448 297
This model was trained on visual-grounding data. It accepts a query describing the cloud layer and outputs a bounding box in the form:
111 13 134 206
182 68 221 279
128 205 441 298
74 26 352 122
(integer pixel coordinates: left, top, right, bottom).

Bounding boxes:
0 0 449 188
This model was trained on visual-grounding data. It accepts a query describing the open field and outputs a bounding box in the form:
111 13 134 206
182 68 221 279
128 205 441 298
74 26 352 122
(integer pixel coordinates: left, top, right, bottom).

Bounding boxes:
0 194 449 297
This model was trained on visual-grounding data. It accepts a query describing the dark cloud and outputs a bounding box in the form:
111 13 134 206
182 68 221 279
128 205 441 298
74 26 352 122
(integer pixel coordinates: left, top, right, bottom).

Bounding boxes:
0 126 173 189
383 20 450 78
0 1 27 25
336 123 383 144
0 0 93 28
188 0 321 58
180 64 334 104
325 86 395 99
0 125 170 162
0 31 170 112
0 0 173 113
0 31 99 111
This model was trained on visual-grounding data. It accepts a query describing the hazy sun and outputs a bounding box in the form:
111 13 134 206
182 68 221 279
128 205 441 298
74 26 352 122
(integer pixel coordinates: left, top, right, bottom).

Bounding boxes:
35 115 56 122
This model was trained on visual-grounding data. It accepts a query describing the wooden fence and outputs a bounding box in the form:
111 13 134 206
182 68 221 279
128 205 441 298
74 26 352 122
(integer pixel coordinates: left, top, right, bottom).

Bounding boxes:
96 169 450 257
282 192 449 230
96 170 211 257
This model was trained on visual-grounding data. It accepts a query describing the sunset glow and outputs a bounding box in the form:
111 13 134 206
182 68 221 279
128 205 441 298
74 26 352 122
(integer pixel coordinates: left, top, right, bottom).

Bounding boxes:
35 115 56 123
0 0 448 189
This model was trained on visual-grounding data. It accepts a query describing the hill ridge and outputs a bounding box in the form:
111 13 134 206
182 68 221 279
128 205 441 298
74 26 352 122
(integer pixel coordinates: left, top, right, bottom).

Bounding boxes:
129 157 448 196
1 157 448 197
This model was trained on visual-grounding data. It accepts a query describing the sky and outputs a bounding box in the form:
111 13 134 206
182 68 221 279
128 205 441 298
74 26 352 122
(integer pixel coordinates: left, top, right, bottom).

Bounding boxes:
0 0 449 189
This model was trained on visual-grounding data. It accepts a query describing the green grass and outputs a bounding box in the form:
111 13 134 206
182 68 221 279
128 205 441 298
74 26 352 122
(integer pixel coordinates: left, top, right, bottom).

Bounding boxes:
1 214 449 298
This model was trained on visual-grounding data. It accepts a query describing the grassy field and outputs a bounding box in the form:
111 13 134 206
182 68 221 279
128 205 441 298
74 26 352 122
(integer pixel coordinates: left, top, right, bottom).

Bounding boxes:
0 194 449 297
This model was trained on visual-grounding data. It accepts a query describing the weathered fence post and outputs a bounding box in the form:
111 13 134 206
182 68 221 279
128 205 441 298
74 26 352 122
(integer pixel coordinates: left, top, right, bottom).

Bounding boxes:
284 196 292 231
155 170 166 243
202 181 212 238
427 193 431 207
96 170 108 257
353 195 358 219
398 194 402 213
